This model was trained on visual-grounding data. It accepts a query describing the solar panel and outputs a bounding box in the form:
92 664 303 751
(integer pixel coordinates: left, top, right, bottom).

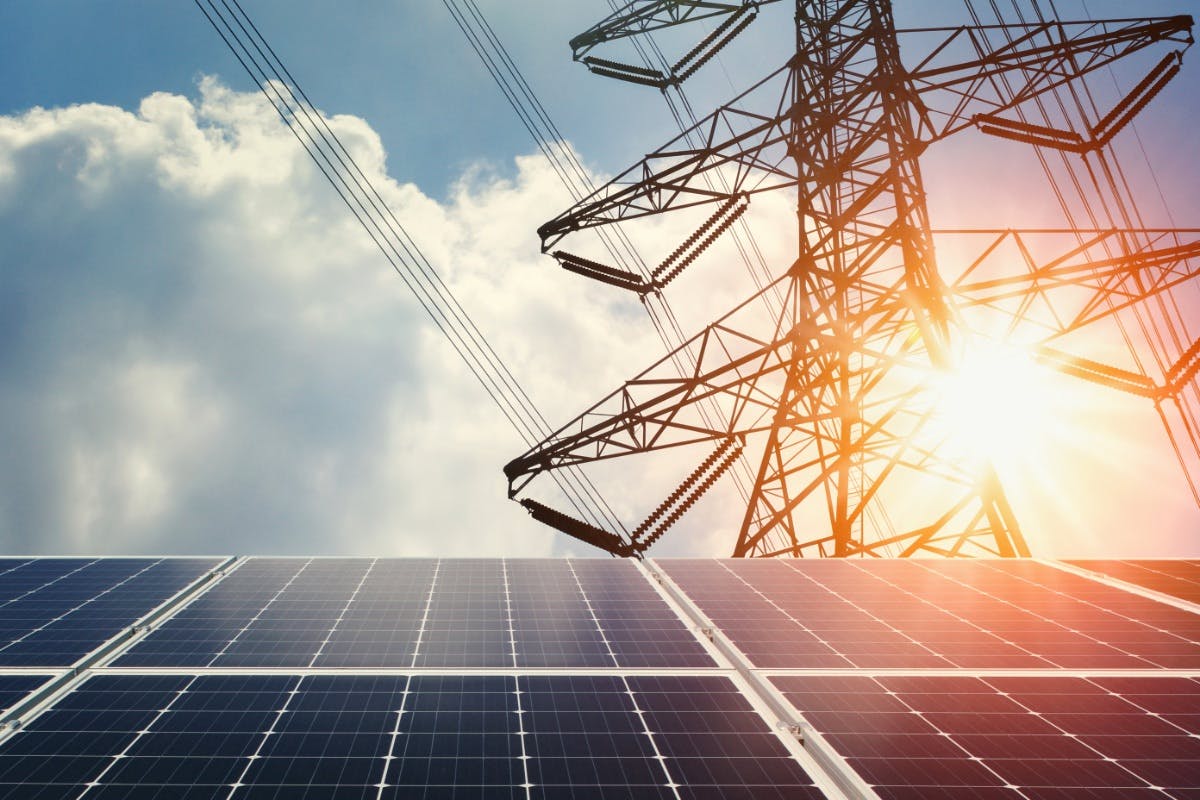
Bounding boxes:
772 673 1200 799
572 560 714 668
120 558 712 669
5 556 1199 798
0 558 220 667
0 675 52 720
0 672 823 798
657 558 1200 669
1067 559 1200 605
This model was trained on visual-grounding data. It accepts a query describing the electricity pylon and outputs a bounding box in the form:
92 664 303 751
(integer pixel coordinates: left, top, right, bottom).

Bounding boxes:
505 1 1200 558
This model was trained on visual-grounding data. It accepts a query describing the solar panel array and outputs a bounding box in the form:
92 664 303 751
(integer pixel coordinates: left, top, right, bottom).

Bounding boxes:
0 557 220 666
115 558 713 669
0 556 1194 798
1067 559 1200 605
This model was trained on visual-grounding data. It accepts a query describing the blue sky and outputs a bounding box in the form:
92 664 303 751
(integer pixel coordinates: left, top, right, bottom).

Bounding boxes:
1 1 1198 557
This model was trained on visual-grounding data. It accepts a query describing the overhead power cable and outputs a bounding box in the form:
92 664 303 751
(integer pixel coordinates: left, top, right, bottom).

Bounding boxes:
442 0 757 503
193 0 628 538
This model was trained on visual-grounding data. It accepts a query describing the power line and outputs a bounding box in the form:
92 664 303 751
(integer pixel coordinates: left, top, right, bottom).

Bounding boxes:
193 0 629 539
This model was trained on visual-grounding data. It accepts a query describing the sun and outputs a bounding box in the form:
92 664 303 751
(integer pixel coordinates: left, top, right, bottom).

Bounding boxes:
927 337 1059 470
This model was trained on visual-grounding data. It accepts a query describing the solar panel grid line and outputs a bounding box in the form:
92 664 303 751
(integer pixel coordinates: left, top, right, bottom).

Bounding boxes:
1049 559 1200 615
372 674 413 798
645 559 874 800
106 556 250 668
0 674 64 749
31 556 235 672
0 559 233 744
623 674 685 799
715 670 875 800
223 675 303 798
409 559 441 669
511 673 533 798
632 559 732 669
207 558 313 667
96 666 743 678
307 557 378 668
646 558 757 671
501 560 529 676
827 559 1054 670
912 560 1196 670
77 673 202 798
564 559 620 668
770 673 1200 799
782 560 980 668
718 560 865 669
0 562 33 587
0 559 98 611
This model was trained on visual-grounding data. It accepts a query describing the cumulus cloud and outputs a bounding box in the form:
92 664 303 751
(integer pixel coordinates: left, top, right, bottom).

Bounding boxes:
0 78 1195 559
0 78 686 556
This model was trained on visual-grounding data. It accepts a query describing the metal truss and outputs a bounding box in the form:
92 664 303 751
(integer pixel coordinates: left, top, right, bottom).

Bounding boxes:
506 0 1198 558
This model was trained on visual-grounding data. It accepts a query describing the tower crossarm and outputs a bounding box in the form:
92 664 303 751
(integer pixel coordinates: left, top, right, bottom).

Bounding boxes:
569 0 775 59
902 16 1193 141
537 63 797 251
947 230 1200 340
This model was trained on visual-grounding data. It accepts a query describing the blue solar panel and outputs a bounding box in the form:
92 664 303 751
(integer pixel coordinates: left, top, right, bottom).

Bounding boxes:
120 559 709 669
0 558 220 667
1067 559 1200 605
0 675 51 720
657 558 1200 669
774 673 1200 799
573 560 714 669
414 560 512 668
0 672 819 797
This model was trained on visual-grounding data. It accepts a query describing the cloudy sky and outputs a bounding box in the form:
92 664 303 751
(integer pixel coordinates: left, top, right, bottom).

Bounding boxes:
1 1 1197 558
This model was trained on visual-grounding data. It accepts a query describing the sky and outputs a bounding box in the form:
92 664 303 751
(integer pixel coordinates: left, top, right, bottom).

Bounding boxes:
1 1 1198 558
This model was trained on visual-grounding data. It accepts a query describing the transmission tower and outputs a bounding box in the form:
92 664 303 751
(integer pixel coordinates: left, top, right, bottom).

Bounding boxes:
505 0 1199 558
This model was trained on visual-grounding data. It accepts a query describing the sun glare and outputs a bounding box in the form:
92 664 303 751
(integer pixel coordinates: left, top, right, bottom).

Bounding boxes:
929 339 1058 469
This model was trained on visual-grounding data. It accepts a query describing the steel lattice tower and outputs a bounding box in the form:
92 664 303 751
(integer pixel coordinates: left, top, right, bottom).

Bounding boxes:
505 1 1199 558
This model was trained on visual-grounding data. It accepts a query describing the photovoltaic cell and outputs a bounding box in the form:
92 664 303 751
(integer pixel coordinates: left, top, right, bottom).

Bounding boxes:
572 560 715 668
120 558 709 669
0 673 822 798
0 558 219 667
508 560 611 668
627 675 825 800
773 673 1200 800
114 558 314 667
658 558 1200 669
0 675 51 719
1067 559 1200 605
312 558 436 668
414 560 512 668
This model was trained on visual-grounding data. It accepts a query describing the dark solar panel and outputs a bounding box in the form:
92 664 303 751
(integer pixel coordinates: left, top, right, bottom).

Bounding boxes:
0 558 220 667
1067 559 1200 605
572 560 715 668
773 673 1200 799
0 672 822 798
312 558 437 668
114 558 312 667
413 559 512 668
120 558 709 669
0 675 51 720
657 558 1200 669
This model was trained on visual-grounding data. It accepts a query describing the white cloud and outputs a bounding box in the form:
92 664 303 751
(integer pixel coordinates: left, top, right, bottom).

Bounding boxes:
1 78 1195 559
0 79 676 556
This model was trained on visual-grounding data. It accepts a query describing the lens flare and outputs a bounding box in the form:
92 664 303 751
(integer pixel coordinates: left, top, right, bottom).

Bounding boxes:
929 339 1056 469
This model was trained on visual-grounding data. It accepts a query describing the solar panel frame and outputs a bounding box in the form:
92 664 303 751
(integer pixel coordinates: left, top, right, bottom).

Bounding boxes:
0 670 834 799
1066 559 1200 607
118 558 716 671
0 557 222 668
771 672 1200 799
654 558 1200 670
